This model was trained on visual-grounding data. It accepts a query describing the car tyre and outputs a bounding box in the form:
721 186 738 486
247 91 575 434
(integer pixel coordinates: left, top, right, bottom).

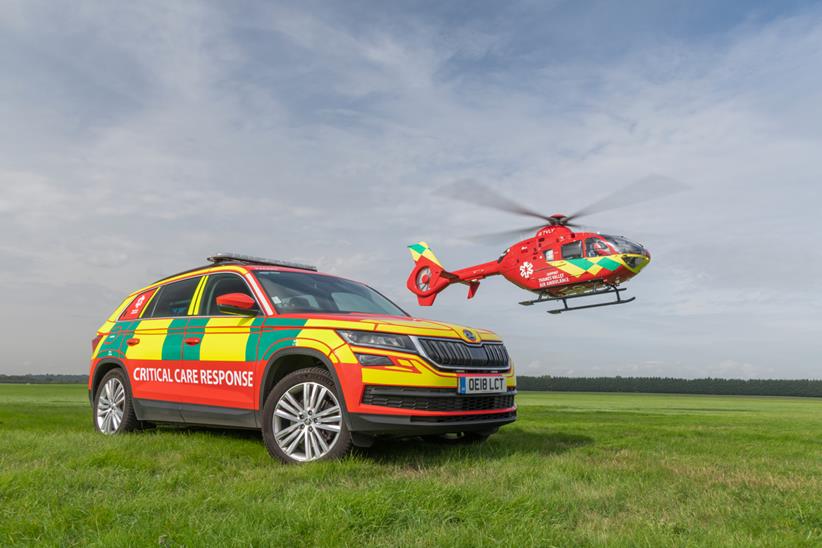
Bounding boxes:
93 368 139 435
262 367 352 464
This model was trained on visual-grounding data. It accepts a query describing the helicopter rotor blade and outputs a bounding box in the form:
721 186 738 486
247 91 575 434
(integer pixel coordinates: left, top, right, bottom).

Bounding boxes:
565 174 688 223
437 179 554 223
465 223 550 245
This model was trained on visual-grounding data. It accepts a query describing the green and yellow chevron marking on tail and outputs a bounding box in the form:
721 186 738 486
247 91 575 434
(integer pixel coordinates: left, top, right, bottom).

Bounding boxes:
408 241 443 267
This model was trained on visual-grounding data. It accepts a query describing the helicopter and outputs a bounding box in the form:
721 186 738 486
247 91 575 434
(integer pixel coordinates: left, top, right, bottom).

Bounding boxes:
406 175 685 314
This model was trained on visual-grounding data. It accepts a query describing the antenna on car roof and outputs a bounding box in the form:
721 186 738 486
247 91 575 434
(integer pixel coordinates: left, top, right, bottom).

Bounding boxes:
207 252 318 272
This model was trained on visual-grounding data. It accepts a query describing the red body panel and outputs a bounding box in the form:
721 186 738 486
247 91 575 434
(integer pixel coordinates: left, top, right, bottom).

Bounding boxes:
130 360 257 409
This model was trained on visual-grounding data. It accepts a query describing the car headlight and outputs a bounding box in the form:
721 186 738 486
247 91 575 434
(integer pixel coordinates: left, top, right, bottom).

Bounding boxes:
337 330 416 352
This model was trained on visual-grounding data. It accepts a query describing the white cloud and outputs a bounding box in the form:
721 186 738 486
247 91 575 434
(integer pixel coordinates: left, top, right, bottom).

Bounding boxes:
0 1 820 378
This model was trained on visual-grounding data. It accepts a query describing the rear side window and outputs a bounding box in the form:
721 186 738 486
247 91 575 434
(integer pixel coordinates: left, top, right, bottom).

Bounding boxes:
146 277 201 318
120 288 158 320
561 241 583 260
199 273 259 316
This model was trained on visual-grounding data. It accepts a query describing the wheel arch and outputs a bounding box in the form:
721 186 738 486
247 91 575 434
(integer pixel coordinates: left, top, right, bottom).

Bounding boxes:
258 348 351 427
90 359 128 404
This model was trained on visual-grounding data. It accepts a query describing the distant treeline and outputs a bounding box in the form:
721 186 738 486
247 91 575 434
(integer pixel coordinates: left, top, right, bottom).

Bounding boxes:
3 374 821 398
518 376 822 398
0 374 88 384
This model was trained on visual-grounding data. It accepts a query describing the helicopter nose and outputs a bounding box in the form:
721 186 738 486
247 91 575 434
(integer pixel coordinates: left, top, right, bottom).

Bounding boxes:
623 253 650 272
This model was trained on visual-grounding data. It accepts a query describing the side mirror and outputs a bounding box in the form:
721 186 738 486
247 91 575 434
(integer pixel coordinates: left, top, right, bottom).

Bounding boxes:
216 293 258 316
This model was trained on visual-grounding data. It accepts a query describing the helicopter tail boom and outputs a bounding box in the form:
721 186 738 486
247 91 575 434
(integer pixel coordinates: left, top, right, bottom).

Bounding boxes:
407 242 501 305
406 242 460 306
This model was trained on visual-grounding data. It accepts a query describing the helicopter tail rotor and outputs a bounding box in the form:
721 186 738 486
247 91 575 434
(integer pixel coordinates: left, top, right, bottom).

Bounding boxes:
406 242 458 306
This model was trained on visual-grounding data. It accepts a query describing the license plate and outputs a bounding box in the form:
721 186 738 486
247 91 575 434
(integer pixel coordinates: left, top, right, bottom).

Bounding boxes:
458 375 507 395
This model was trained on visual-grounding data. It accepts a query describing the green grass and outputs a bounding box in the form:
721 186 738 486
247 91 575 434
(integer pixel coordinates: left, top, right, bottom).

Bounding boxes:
1 385 820 547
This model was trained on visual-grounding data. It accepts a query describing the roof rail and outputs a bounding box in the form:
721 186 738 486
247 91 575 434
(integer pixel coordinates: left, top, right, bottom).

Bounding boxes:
206 252 318 272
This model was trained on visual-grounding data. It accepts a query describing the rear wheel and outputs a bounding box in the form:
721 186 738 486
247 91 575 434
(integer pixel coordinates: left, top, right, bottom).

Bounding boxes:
93 369 139 435
262 368 352 463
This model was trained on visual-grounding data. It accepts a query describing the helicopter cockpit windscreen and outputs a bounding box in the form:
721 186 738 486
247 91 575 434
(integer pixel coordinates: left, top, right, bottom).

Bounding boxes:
602 235 646 255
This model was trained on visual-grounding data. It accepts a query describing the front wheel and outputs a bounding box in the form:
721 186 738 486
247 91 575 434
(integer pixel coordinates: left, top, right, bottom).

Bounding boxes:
262 368 352 464
93 369 139 435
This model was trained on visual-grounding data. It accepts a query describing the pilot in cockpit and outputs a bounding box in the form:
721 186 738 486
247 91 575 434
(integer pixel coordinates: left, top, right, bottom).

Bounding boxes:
586 238 611 257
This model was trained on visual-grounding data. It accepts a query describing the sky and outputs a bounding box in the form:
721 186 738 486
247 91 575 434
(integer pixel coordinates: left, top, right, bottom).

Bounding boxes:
0 0 820 378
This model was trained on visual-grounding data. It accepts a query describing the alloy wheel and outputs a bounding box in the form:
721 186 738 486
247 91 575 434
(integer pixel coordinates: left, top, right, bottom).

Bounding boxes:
96 377 125 434
272 381 342 462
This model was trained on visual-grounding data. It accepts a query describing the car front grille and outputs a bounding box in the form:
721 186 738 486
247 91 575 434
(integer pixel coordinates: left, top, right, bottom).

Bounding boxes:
416 338 510 371
362 386 516 412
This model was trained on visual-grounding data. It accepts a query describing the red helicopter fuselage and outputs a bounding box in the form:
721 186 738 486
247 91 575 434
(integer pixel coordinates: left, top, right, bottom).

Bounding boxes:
406 226 650 307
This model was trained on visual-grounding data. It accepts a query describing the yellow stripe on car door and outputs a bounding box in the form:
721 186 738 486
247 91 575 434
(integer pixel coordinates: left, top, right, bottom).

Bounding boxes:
198 317 255 362
125 319 173 360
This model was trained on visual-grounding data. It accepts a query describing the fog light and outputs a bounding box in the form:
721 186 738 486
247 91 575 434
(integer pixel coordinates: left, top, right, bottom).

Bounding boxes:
356 354 393 366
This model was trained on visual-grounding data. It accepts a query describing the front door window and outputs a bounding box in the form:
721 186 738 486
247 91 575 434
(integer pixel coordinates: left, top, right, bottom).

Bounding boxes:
199 273 259 316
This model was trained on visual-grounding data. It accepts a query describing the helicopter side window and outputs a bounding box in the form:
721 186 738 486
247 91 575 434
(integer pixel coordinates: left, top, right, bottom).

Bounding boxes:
561 241 583 260
585 238 611 257
544 249 555 261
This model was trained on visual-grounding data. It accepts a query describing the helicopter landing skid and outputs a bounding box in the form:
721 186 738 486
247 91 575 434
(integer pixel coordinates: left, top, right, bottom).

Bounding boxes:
519 286 635 314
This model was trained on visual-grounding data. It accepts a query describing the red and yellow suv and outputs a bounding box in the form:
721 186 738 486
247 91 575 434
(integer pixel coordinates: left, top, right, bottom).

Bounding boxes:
89 253 517 463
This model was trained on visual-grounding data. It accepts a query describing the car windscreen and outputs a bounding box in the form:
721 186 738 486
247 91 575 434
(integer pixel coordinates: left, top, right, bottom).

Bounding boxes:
255 271 408 316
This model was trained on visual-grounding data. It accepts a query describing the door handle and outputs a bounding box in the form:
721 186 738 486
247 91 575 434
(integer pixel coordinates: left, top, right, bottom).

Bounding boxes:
184 337 201 346
126 338 140 346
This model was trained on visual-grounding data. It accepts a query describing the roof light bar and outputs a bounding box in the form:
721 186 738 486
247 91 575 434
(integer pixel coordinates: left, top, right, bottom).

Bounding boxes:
207 252 318 272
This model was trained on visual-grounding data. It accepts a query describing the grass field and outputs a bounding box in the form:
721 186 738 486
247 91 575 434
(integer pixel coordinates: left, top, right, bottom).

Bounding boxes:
1 385 820 546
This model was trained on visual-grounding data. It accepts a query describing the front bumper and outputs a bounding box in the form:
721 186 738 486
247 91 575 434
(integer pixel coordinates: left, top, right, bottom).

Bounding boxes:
348 385 517 435
348 409 517 436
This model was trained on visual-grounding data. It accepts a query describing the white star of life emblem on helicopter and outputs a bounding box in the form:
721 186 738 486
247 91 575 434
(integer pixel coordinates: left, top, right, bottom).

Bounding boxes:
520 261 534 279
